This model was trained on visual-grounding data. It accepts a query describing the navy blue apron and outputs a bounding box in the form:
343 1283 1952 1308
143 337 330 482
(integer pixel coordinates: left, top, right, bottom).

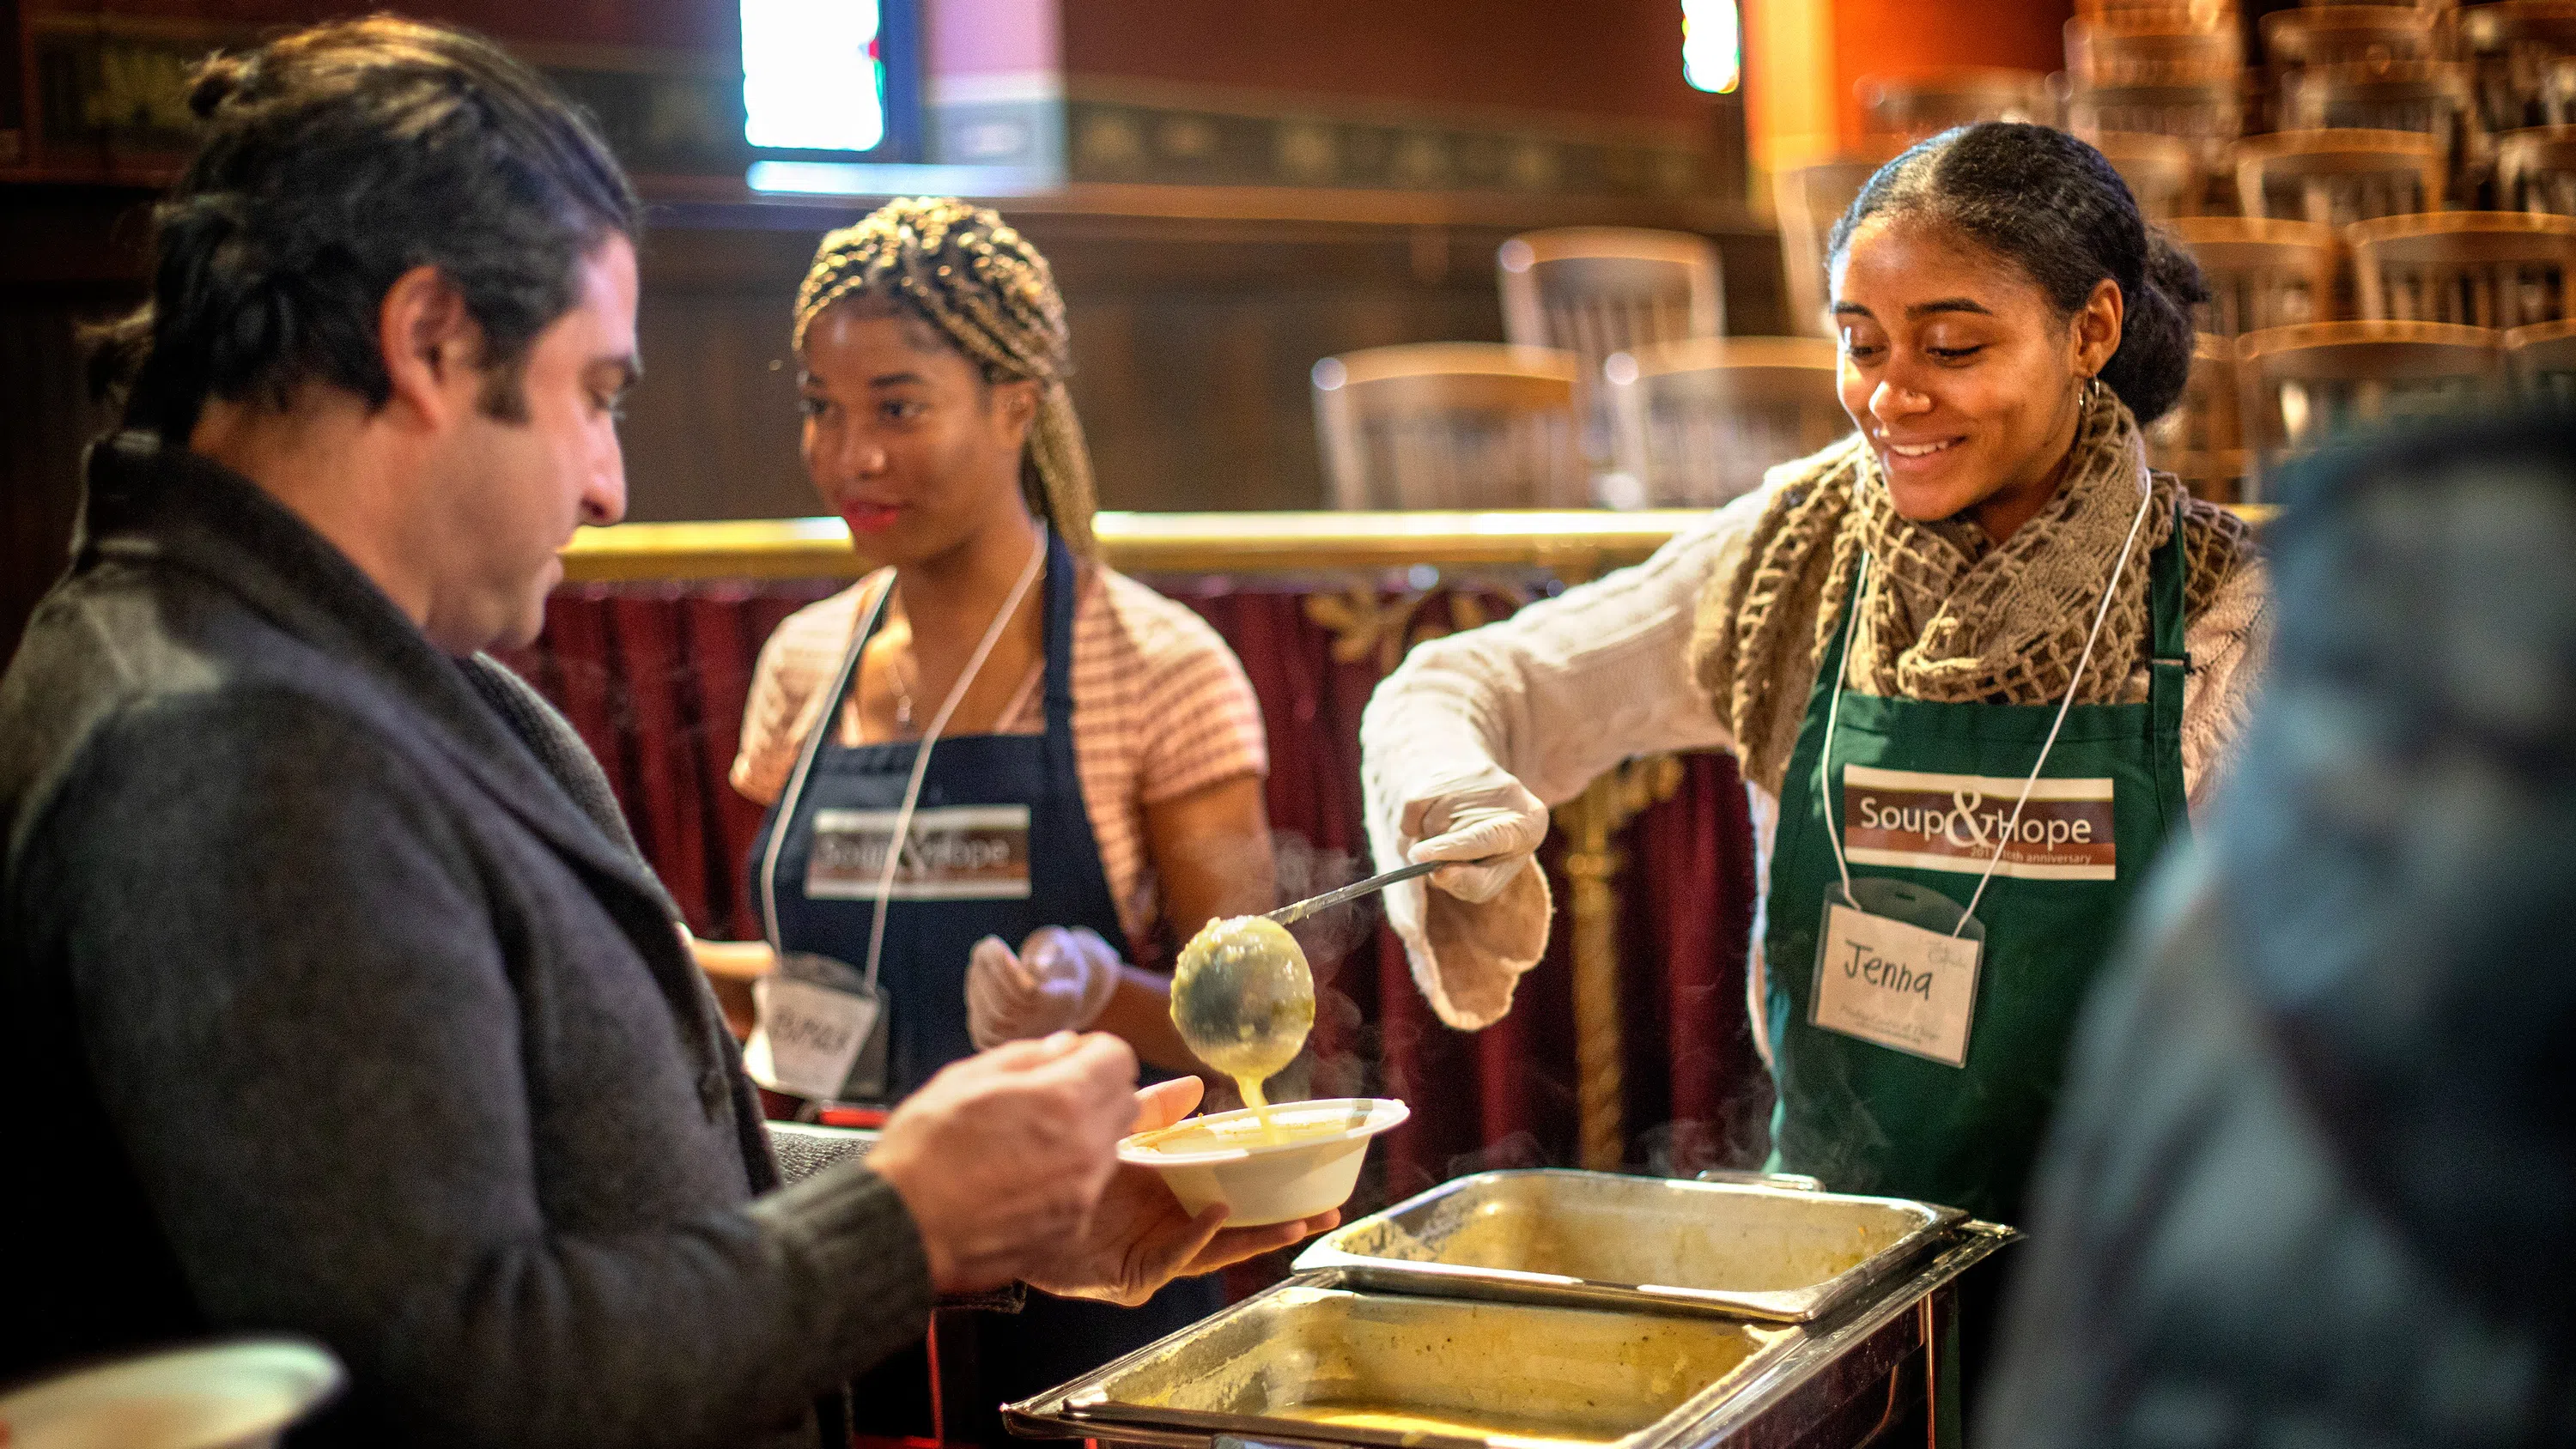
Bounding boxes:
752 529 1220 1437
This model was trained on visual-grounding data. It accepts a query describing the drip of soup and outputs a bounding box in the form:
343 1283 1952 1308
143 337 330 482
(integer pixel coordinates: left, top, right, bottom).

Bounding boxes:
1170 916 1315 1131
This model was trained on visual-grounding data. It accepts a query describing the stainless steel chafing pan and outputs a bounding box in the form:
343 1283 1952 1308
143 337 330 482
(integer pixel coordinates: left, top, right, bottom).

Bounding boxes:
1291 1169 1965 1323
1026 1282 1798 1449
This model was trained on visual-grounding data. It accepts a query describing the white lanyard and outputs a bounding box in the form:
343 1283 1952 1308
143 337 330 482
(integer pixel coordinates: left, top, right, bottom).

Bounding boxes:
758 525 1049 989
1818 478 2157 933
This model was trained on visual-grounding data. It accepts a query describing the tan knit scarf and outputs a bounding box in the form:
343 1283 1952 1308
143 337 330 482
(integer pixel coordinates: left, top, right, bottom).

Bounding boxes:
1689 384 2252 796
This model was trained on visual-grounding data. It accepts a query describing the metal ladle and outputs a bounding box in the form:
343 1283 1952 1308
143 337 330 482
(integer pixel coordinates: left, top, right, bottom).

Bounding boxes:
1169 858 1472 1097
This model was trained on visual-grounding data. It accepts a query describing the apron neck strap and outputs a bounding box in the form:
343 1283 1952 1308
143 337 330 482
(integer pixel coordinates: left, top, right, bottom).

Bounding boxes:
2147 494 2190 663
1038 528 1079 732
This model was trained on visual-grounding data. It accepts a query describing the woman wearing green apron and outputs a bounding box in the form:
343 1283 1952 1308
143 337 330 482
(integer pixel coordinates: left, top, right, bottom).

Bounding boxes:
1358 123 2272 1426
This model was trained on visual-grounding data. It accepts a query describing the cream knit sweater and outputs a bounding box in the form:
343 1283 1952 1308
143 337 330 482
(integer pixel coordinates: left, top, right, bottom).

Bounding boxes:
1358 469 2273 1042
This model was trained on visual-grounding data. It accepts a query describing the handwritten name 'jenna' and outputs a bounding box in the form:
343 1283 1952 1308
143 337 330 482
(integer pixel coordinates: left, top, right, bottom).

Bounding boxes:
1840 939 1935 998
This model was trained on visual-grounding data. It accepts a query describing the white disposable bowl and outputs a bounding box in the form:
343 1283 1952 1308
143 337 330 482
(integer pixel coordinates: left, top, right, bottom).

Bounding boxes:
1119 1097 1410 1228
0 1338 343 1449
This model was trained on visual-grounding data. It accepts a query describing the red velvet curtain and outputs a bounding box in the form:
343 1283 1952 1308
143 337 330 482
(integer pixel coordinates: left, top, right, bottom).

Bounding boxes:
496 575 1772 1210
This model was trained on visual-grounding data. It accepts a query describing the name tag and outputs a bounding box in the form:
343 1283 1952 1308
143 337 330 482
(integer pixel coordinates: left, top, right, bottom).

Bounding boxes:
1842 764 2117 882
805 804 1032 901
745 975 884 1100
1812 896 1984 1067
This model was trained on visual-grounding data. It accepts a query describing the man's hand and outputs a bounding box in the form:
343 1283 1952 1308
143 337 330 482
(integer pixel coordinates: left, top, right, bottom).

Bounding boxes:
867 1032 1141 1294
1023 1076 1340 1307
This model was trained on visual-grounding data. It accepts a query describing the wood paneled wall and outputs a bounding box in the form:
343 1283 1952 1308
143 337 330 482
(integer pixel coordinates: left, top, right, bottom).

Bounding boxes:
0 183 1784 658
627 197 1784 524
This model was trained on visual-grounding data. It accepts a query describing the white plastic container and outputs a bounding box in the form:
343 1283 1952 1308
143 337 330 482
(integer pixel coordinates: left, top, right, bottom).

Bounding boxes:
1118 1097 1409 1228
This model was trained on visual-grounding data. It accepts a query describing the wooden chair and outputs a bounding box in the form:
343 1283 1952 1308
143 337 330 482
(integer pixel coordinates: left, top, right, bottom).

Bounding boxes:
2461 0 2576 130
1773 149 1900 338
1856 69 2060 140
2094 130 2207 218
2159 447 2257 503
2277 60 2479 129
2545 53 2576 119
2148 334 2249 501
2504 315 2576 394
2076 0 2237 30
1603 336 1847 509
2233 130 2446 222
2262 6 2446 69
2235 320 2505 496
2277 62 2482 173
2494 124 2576 210
2067 18 2245 84
2069 80 2246 174
1498 228 1724 467
2170 216 2347 332
2348 209 2576 326
1311 344 1586 510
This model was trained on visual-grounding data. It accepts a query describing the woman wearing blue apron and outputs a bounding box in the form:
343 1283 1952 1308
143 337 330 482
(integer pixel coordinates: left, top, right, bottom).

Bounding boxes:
699 200 1279 1442
1355 124 2275 1439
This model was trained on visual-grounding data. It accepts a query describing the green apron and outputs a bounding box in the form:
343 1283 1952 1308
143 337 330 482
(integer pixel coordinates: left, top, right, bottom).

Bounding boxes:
1759 500 2191 1446
1762 500 2191 1228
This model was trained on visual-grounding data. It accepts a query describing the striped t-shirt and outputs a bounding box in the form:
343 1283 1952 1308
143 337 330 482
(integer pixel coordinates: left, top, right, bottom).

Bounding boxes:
730 564 1268 955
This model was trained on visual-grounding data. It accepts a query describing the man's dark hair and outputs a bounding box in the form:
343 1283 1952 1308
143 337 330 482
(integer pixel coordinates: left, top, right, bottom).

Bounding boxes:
1827 121 2209 426
92 15 640 440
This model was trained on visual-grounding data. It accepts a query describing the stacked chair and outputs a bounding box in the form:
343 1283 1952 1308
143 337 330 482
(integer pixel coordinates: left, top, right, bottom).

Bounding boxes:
2049 0 2576 498
1315 228 1845 512
1310 0 2576 513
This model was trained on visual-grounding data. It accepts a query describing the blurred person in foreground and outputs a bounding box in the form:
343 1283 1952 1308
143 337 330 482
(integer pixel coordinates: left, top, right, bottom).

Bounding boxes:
1980 410 2576 1448
0 19 1322 1447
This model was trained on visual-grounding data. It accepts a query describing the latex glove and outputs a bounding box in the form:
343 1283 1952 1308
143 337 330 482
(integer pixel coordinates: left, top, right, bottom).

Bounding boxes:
967 925 1122 1050
1024 1075 1340 1306
1400 764 1550 903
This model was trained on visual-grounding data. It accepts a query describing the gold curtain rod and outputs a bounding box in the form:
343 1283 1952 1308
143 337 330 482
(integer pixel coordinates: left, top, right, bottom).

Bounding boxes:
560 506 2281 585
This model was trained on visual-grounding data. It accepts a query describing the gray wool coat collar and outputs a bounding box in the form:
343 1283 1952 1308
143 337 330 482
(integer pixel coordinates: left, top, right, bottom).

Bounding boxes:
63 430 778 1193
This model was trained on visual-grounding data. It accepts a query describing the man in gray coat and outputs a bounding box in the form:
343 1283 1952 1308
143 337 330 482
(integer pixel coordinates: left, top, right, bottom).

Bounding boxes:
0 18 1319 1446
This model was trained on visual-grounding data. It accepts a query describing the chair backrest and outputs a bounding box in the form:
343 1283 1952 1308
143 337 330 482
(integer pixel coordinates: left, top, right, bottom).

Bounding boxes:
2462 0 2576 130
2277 61 2481 174
1856 69 2060 139
2150 332 2245 456
2068 81 2246 169
2170 215 2346 333
2504 314 2576 395
2148 332 2251 501
2235 319 2505 495
2233 129 2446 222
2546 53 2576 119
1772 150 1898 338
2348 209 2576 325
1311 343 1585 510
1604 336 1847 509
2067 18 2245 83
1498 227 1723 466
2157 447 2256 504
2076 0 2236 28
2494 124 2576 210
1498 228 1725 357
2093 130 2208 217
2262 6 2445 68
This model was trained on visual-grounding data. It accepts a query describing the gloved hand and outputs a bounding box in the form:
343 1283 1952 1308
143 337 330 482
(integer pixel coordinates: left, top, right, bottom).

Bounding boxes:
967 925 1124 1050
1400 764 1550 903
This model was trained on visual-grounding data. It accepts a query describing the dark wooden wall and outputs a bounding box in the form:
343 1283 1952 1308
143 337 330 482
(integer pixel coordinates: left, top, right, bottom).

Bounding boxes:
0 0 1783 659
0 183 1785 658
625 197 1785 523
2 185 149 664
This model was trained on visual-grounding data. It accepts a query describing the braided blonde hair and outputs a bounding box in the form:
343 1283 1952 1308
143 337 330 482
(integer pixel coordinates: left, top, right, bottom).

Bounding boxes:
793 197 1099 555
